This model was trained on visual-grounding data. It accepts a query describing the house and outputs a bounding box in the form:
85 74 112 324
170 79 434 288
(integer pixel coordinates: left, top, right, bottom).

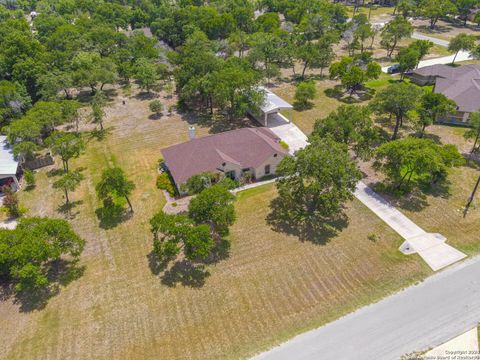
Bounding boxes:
410 64 480 124
161 127 289 192
0 136 20 191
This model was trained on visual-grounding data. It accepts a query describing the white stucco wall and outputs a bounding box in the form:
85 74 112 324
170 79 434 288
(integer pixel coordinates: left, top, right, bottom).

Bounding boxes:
254 152 287 179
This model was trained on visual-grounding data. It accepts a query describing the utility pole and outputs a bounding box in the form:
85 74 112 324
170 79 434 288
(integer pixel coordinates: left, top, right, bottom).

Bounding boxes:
464 174 480 217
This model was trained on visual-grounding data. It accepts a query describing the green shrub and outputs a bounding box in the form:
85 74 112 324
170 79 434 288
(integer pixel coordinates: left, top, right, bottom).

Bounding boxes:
294 81 316 110
2 187 20 217
156 173 176 196
260 174 275 181
182 172 218 195
23 169 35 188
279 140 289 150
149 100 163 114
217 177 238 190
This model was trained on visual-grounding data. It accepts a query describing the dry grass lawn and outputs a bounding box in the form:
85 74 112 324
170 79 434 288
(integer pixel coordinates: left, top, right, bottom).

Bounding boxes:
0 84 435 360
2 79 480 360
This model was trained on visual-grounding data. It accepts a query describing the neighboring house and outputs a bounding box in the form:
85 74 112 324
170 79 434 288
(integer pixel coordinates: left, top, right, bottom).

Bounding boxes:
410 64 480 124
161 127 289 193
0 136 20 191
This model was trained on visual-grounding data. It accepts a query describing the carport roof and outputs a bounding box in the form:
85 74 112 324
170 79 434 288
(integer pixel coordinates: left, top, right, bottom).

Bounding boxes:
259 87 293 114
0 136 18 175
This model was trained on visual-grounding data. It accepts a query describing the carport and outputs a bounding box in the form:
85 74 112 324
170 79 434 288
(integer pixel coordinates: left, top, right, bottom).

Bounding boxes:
0 136 20 191
250 87 293 126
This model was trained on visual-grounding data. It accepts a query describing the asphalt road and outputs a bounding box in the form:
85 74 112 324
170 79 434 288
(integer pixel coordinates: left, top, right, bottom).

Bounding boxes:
252 256 480 360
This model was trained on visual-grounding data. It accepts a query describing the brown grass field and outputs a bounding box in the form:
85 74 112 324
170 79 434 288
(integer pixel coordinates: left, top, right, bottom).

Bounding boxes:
1 79 480 360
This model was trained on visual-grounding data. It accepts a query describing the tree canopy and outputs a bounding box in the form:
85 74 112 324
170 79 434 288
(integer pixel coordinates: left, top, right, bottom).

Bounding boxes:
374 137 464 191
311 105 381 159
275 137 361 224
370 83 423 140
0 217 85 292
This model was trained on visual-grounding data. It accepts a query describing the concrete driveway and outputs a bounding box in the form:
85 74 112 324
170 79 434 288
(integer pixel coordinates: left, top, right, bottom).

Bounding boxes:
267 113 308 155
252 256 480 360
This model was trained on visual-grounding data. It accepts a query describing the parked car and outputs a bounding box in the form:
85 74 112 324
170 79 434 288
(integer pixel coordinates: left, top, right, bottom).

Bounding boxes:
387 63 400 74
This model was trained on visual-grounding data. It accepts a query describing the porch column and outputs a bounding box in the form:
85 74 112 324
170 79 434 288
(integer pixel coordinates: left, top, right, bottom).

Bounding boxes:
264 112 268 126
12 175 20 191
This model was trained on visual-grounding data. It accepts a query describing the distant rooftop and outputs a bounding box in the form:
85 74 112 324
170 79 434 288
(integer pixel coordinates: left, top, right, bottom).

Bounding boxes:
0 136 18 175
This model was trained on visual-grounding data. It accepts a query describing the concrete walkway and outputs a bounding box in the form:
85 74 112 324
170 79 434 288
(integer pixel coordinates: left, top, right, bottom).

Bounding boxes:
424 327 479 358
355 182 466 271
252 255 480 360
267 114 466 271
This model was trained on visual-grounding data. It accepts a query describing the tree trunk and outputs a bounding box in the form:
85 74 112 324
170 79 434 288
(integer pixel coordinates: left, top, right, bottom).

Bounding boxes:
452 51 459 64
406 170 414 186
125 195 133 212
392 115 401 140
388 39 398 57
301 62 308 78
420 123 426 137
396 170 410 190
99 121 104 131
464 175 480 217
471 131 480 153
64 189 70 205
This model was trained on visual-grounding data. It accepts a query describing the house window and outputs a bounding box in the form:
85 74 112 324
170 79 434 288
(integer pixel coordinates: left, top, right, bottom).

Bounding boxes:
264 165 271 175
225 170 236 180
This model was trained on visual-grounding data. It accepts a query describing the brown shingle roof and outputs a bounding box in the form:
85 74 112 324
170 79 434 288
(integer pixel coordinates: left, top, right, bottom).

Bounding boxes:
414 64 480 113
161 127 288 185
432 65 480 113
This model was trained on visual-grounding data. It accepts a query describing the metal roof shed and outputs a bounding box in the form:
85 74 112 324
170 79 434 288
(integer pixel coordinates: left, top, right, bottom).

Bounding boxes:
0 136 20 190
251 87 293 126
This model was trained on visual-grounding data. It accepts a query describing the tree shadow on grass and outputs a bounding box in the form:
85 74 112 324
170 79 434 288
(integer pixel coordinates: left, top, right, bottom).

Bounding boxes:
57 200 84 219
88 127 113 141
47 168 65 178
147 238 228 288
0 259 85 312
416 24 452 34
372 178 452 212
324 85 374 104
160 261 210 288
293 101 314 111
179 110 258 134
148 113 163 120
266 197 349 245
95 203 133 229
133 91 157 101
